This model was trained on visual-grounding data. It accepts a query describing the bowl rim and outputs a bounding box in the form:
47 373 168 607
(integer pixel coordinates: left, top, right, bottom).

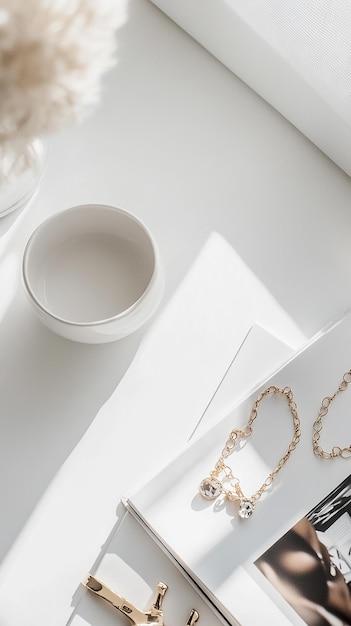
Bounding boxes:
22 203 162 328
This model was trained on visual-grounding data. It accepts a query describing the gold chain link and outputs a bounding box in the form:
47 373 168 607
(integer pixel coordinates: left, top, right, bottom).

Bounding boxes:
210 385 301 504
312 370 351 459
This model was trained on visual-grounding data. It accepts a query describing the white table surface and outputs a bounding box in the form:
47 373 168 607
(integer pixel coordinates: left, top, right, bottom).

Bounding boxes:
1 1 351 624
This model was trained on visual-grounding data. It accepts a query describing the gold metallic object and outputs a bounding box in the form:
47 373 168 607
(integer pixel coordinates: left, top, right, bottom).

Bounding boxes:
186 609 199 626
313 370 351 459
84 574 199 626
199 386 301 518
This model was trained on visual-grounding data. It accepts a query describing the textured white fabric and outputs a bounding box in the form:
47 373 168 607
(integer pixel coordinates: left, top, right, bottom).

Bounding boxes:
150 0 351 174
226 0 351 100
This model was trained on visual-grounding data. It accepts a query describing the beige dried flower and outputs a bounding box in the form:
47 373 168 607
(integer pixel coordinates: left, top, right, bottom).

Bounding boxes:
0 0 120 182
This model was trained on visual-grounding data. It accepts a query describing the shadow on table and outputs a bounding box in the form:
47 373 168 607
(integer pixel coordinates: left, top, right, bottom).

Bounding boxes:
0 286 145 564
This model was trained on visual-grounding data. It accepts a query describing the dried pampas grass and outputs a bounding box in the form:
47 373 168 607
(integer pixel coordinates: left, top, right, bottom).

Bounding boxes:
0 0 120 182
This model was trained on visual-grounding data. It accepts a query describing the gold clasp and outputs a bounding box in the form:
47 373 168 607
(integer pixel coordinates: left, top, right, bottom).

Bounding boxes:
84 574 199 626
187 609 200 626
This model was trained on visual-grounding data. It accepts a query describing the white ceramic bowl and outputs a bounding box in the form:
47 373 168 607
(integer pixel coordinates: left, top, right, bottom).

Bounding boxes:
22 204 164 343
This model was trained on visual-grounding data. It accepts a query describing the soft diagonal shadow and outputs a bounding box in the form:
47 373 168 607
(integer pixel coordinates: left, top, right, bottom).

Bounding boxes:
0 286 144 563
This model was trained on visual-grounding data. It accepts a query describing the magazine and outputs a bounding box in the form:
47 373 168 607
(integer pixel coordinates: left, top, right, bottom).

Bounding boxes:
125 311 351 625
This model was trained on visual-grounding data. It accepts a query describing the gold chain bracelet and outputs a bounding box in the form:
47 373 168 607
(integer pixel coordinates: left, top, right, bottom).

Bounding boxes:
199 385 301 519
312 370 351 459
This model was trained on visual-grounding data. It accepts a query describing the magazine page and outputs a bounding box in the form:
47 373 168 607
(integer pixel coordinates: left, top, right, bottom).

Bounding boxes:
125 310 351 625
68 511 230 626
254 474 351 626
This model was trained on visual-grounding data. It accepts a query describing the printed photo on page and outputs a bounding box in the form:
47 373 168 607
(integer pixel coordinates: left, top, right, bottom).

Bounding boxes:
255 474 351 626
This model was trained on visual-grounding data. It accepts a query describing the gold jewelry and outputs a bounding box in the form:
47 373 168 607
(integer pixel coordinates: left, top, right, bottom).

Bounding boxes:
312 370 351 459
84 575 200 626
199 385 301 519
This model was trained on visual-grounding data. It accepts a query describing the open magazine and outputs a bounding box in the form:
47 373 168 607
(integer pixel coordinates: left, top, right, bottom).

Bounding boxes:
125 310 351 625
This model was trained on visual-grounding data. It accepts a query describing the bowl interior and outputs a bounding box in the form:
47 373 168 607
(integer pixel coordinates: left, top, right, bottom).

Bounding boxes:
24 205 156 324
